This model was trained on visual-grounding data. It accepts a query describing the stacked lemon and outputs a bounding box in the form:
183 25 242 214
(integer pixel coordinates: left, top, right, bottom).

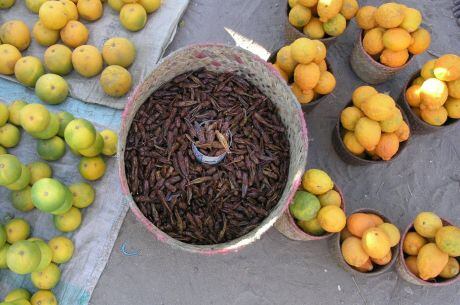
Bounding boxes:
289 169 346 236
0 217 75 304
341 212 400 272
272 38 336 105
356 2 431 67
405 54 460 126
108 0 161 31
340 86 410 161
403 212 460 281
288 0 359 39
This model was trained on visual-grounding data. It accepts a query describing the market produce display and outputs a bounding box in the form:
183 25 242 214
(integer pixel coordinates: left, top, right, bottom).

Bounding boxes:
288 0 359 39
356 3 431 67
340 211 401 273
0 0 160 100
404 54 460 126
288 169 345 236
0 217 73 304
124 68 290 245
338 86 410 161
401 212 460 282
270 38 336 106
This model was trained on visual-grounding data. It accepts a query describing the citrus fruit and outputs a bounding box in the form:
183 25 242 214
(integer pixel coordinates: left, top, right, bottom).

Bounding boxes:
0 44 22 75
0 123 21 148
289 4 312 27
49 187 73 215
343 131 365 155
435 226 460 257
6 240 41 274
439 257 459 279
39 1 69 30
35 74 69 105
417 243 449 280
346 213 377 238
382 28 412 51
78 132 103 157
64 118 96 150
313 70 336 95
341 236 369 268
405 255 419 276
380 48 409 68
354 117 382 151
60 20 89 49
78 156 106 181
302 169 333 195
289 191 321 221
374 2 404 29
0 154 22 186
362 227 391 259
341 106 364 130
420 107 448 126
291 84 315 105
29 113 60 140
11 186 35 212
31 290 58 305
323 13 346 37
414 212 443 238
375 132 399 161
19 104 50 133
355 6 377 30
290 38 317 64
8 100 27 126
371 250 392 265
352 85 378 108
363 27 385 55
0 20 31 51
445 97 460 119
102 37 136 68
54 207 82 232
31 263 61 289
120 3 148 31
433 54 460 82
403 231 427 255
72 45 103 78
57 111 75 137
4 288 31 302
420 78 449 110
28 162 53 185
408 28 431 55
77 0 103 21
14 56 45 87
317 0 343 22
317 205 346 233
317 189 341 207
44 44 73 76
378 223 400 247
297 218 325 236
100 65 133 97
32 21 60 47
0 244 10 269
30 239 52 272
48 236 74 264
69 182 95 208
37 136 66 161
31 178 68 212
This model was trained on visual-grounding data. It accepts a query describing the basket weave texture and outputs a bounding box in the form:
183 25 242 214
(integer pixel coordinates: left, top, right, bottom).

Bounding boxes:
118 44 309 255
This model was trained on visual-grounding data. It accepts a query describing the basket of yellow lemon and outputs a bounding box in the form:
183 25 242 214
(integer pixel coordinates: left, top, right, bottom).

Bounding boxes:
399 55 460 134
268 38 336 112
332 209 400 276
332 86 411 165
274 169 346 241
350 3 431 84
397 212 460 286
286 0 359 46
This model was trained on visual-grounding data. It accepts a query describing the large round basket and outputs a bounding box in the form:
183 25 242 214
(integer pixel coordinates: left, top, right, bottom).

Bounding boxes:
350 30 414 85
118 44 309 255
330 208 399 277
398 70 460 134
396 218 460 286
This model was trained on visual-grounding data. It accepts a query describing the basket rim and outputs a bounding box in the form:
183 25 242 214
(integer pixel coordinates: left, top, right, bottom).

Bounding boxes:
398 218 460 286
401 70 460 129
334 208 399 276
118 43 309 254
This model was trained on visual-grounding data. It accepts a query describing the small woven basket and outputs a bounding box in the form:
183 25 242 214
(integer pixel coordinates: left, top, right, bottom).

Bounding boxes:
332 101 411 166
398 70 460 134
267 48 335 113
118 44 309 255
350 30 414 85
396 219 460 286
330 208 398 277
284 2 344 46
274 185 346 241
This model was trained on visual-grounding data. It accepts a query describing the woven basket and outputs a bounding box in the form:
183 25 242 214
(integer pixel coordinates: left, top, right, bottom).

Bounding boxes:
267 48 335 113
330 208 398 277
398 70 460 134
274 185 346 241
350 30 414 85
284 2 343 46
118 44 309 255
332 101 411 166
396 219 460 286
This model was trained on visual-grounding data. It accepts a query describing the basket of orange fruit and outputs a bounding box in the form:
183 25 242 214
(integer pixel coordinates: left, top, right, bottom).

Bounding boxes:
274 169 346 241
286 0 359 45
269 38 336 112
397 212 460 286
332 86 411 165
400 54 460 134
333 209 401 276
351 3 431 84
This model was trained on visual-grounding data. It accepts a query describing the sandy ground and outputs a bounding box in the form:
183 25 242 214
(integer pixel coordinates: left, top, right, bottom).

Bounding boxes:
91 0 460 304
